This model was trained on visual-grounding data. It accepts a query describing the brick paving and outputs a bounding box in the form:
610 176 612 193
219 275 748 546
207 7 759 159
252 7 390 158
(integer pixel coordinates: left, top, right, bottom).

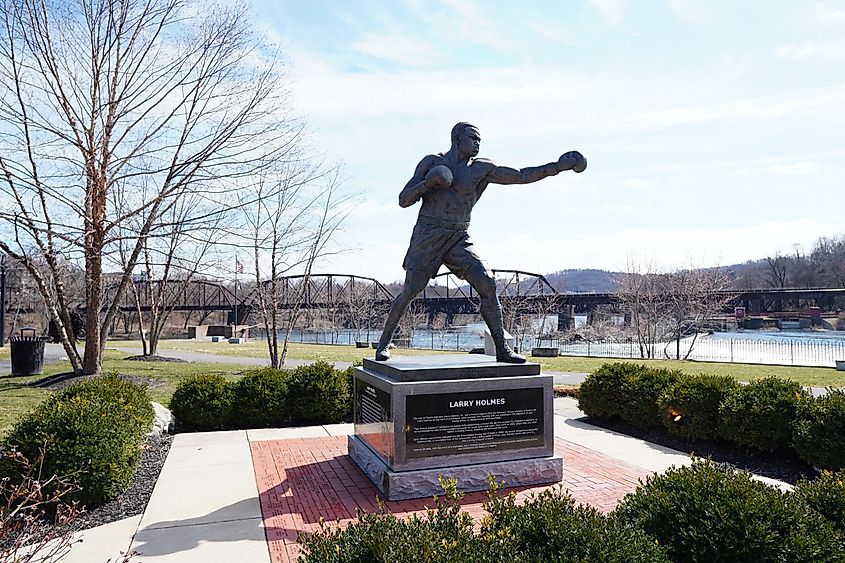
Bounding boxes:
251 436 652 563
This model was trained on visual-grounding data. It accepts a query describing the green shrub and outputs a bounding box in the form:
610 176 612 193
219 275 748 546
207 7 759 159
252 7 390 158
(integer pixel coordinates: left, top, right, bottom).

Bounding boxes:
231 368 288 428
300 478 504 563
170 374 234 431
793 470 845 533
658 374 738 440
793 389 845 470
577 363 648 420
620 367 681 430
483 484 670 562
286 361 350 424
719 377 806 452
2 373 154 508
615 459 845 562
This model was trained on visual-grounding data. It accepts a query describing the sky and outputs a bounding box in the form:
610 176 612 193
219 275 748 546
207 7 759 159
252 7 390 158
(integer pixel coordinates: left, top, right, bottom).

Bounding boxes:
251 0 845 283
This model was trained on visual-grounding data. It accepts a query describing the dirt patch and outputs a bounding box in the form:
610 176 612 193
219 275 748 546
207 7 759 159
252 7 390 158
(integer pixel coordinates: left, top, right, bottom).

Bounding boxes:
27 372 168 391
123 354 187 363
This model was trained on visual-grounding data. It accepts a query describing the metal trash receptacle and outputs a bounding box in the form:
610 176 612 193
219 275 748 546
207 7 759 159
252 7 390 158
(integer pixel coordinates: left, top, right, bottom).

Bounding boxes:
10 328 49 376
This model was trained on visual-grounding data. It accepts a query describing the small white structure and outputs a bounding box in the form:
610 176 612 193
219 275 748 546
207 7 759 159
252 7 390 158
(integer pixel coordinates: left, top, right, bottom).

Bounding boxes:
482 328 515 357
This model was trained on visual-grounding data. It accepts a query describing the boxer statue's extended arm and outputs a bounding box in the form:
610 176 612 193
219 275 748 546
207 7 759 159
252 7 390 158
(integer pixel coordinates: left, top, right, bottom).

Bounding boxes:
480 151 587 185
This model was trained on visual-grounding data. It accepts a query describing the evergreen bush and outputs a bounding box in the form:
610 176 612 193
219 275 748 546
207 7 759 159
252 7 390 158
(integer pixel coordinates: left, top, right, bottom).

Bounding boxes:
482 484 670 562
286 361 351 424
231 368 289 428
719 377 806 452
620 367 681 430
657 374 738 440
2 373 154 507
577 363 648 420
793 470 845 534
615 459 845 562
300 478 503 563
793 389 845 470
169 374 234 431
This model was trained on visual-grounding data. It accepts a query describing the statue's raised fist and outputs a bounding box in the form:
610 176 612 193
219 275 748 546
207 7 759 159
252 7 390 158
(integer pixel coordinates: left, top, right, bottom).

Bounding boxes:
558 151 587 173
424 165 453 189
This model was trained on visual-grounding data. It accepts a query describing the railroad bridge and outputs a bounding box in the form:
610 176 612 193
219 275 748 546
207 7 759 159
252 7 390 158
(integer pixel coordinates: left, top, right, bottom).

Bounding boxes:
105 271 845 332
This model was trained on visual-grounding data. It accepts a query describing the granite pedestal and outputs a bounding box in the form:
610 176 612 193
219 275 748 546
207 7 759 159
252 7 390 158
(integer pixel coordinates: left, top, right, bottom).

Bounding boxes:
349 354 562 500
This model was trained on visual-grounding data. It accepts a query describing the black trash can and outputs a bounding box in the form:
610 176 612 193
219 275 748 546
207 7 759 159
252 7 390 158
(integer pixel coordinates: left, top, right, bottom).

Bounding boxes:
10 328 49 376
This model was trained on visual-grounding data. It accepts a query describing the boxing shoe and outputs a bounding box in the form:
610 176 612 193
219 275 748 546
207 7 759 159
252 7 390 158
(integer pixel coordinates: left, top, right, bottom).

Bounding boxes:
375 346 390 361
496 344 526 364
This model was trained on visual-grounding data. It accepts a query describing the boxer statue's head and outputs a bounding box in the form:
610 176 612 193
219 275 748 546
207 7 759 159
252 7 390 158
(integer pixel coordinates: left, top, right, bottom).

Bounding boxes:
450 122 481 159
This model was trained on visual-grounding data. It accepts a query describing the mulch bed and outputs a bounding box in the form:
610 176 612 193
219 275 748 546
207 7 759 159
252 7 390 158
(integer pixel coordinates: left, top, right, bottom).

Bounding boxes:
26 372 167 391
124 354 187 363
580 416 818 485
1 433 172 550
66 433 173 533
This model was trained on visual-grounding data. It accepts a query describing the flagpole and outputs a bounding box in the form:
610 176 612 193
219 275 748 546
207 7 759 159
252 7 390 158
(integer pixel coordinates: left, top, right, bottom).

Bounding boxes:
234 256 238 338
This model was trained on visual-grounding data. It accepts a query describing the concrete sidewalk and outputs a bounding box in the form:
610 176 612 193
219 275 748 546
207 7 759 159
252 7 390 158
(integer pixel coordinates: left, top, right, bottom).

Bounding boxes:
48 397 791 562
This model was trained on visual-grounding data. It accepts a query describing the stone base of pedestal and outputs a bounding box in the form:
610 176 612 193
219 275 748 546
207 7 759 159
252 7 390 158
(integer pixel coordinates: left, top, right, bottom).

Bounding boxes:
349 435 563 500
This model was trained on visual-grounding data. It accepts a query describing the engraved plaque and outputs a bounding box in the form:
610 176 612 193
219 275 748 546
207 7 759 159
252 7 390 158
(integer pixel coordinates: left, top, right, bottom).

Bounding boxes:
354 378 393 461
405 388 544 459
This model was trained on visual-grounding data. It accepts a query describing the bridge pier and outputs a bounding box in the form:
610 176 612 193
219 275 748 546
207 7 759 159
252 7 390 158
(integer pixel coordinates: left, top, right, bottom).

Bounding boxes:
557 305 576 331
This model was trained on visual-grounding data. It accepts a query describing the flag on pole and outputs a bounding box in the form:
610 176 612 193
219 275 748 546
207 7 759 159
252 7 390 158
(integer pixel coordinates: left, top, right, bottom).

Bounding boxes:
235 257 244 274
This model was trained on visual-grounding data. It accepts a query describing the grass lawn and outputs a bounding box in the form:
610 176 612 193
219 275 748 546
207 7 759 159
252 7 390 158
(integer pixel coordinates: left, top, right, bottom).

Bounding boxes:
0 349 254 436
158 339 843 386
152 339 455 363
1 340 841 437
530 356 844 388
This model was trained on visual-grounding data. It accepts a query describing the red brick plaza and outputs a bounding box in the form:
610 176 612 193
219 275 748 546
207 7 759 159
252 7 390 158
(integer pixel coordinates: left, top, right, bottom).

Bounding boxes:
251 436 652 563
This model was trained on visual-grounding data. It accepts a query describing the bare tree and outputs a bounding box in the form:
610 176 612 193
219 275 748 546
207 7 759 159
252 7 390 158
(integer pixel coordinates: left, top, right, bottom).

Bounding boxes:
661 266 731 360
119 193 222 356
0 0 299 374
244 165 351 368
810 235 845 288
615 260 669 359
764 252 790 288
616 260 731 360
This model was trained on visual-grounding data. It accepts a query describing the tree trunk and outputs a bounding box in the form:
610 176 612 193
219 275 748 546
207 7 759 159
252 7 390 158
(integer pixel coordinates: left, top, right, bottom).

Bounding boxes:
82 252 103 375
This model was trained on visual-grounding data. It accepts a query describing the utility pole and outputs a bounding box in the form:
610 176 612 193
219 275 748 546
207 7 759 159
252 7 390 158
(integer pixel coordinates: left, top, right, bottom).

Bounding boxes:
0 255 6 347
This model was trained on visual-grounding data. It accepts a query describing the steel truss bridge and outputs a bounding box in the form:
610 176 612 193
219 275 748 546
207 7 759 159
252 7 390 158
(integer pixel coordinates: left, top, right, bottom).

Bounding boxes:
105 271 845 330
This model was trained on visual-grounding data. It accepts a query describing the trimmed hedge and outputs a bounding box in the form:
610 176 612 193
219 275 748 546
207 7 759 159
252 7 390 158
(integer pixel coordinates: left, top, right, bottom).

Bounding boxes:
483 485 670 562
303 463 845 563
300 479 500 563
657 374 738 440
170 374 234 431
577 362 648 420
578 363 682 430
793 389 845 471
719 377 807 452
615 460 845 562
793 470 845 533
621 367 681 430
286 362 351 425
170 363 353 431
301 478 670 563
1 374 154 508
232 368 288 429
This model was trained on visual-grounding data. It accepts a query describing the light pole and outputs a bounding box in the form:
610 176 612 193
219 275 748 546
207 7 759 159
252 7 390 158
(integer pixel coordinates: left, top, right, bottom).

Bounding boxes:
0 255 6 347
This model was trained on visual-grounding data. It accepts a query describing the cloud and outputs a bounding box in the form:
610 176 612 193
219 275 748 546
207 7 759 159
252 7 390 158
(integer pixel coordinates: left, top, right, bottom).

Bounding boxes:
815 2 845 20
467 219 844 276
776 40 845 60
525 19 577 45
760 162 821 176
667 0 709 23
587 0 625 24
352 33 441 67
